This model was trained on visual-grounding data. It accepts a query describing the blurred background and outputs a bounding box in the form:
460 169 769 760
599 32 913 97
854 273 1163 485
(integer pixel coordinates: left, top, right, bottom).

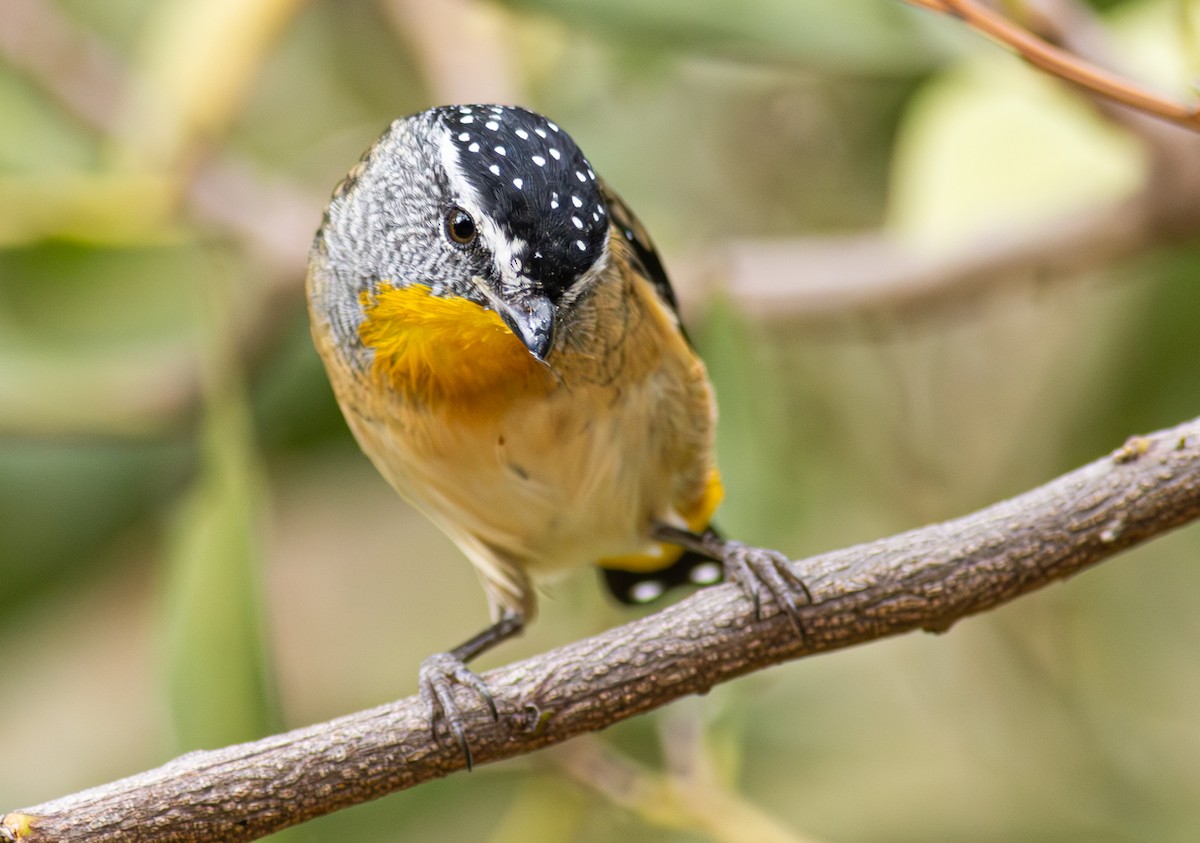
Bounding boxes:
2 0 1200 840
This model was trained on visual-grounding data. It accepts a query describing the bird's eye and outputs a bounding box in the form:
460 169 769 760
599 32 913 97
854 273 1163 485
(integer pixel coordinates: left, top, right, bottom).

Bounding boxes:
445 206 477 245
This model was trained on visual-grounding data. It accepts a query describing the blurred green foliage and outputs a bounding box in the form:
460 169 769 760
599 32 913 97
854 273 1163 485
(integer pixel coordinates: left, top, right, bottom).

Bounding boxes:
2 0 1200 841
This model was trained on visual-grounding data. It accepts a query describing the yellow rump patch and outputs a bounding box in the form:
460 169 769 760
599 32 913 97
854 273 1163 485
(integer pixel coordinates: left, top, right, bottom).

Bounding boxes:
600 468 725 573
358 283 553 413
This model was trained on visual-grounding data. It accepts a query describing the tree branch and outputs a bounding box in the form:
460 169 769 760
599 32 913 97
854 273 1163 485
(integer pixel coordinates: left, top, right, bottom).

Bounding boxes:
680 198 1150 322
6 416 1200 842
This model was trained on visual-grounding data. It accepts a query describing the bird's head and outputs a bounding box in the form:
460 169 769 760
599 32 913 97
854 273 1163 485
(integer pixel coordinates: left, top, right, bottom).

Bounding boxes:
310 104 612 375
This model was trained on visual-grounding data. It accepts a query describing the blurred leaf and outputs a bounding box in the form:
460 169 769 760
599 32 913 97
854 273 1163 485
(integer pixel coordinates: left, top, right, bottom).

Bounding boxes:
0 242 198 346
161 279 279 750
249 311 349 453
500 0 959 74
1108 0 1200 96
0 241 207 614
488 777 587 843
1072 250 1200 458
0 173 179 246
694 298 798 544
0 243 209 436
116 0 308 171
0 439 190 623
0 72 95 173
886 55 1146 249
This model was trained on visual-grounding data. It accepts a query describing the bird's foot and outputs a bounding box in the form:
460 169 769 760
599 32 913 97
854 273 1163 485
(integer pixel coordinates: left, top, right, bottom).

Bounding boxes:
650 525 813 637
718 540 812 639
418 652 498 771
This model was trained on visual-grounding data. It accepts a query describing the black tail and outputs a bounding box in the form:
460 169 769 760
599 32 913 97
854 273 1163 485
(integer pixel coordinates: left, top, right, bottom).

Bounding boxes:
600 527 723 605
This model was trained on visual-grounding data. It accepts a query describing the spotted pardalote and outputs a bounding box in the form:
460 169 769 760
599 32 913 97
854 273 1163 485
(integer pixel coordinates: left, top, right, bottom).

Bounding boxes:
307 104 806 766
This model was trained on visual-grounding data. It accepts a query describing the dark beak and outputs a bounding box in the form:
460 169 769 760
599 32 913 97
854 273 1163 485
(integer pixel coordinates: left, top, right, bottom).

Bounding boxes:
498 292 556 362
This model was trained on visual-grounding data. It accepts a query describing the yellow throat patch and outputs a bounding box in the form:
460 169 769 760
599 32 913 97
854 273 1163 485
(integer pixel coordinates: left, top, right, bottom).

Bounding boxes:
358 282 553 413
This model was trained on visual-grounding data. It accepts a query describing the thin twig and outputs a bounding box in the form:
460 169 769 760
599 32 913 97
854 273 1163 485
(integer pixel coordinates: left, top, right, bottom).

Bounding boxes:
678 198 1149 322
6 416 1200 843
905 0 1200 132
550 736 821 843
381 0 521 105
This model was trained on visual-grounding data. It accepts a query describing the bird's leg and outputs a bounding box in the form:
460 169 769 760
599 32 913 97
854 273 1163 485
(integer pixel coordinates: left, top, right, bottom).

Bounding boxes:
418 610 524 770
651 524 812 639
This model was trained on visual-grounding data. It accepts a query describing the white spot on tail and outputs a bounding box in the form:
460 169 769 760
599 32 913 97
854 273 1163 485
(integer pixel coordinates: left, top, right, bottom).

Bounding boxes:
631 581 665 603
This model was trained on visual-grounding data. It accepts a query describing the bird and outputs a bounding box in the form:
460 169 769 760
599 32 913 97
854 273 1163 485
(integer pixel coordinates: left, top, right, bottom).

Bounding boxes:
306 104 807 767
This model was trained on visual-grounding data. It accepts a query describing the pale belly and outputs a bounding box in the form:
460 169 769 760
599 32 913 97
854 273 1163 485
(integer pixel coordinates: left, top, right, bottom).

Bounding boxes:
352 375 679 581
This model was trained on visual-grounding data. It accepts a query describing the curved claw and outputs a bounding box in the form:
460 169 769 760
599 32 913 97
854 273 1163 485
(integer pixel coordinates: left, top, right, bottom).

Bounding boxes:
419 652 500 771
720 541 812 640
